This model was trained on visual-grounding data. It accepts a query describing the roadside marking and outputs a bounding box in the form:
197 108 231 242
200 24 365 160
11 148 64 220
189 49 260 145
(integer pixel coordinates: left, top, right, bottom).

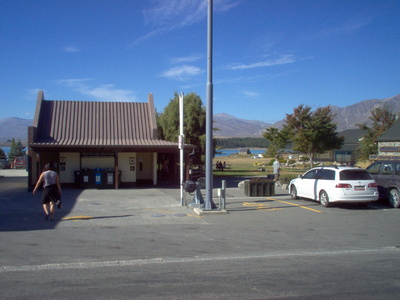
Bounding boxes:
265 197 321 213
2 247 398 272
242 202 282 211
62 215 93 221
144 208 201 218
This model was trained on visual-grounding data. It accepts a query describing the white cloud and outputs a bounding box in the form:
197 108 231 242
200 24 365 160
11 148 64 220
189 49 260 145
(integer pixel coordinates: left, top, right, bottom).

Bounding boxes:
57 78 138 102
229 54 296 70
170 54 203 64
242 91 260 98
307 12 375 40
62 46 80 53
130 0 239 47
160 65 203 80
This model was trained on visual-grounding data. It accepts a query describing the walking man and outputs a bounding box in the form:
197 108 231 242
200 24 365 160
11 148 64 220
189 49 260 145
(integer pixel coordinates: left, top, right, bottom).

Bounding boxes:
273 155 281 187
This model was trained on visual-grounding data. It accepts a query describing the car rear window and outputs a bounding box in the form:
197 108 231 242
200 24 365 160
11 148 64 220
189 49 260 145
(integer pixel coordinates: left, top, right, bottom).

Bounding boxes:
339 170 372 180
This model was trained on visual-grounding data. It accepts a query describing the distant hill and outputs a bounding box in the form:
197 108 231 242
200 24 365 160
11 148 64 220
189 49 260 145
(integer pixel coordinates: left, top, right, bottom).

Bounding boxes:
215 94 400 137
213 113 271 138
1 94 399 140
0 117 32 142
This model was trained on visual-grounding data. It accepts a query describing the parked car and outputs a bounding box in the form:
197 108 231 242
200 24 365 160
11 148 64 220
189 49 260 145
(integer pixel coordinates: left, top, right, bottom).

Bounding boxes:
13 156 26 169
0 158 10 169
366 160 400 208
289 166 379 207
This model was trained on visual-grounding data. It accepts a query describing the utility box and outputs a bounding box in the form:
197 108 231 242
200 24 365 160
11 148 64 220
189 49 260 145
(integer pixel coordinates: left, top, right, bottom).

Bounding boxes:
244 178 275 197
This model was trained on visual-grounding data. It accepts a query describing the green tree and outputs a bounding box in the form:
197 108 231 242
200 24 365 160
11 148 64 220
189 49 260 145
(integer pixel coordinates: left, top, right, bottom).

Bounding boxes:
283 105 344 168
8 138 26 163
355 105 397 161
157 92 207 165
262 127 290 157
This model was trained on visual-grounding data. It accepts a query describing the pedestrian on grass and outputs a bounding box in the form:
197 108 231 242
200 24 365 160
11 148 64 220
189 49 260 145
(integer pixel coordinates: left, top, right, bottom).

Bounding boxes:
33 163 62 221
273 155 281 187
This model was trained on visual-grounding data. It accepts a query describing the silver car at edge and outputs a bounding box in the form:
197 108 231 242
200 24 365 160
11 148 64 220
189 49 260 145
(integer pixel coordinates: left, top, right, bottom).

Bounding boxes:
366 160 400 208
289 166 379 207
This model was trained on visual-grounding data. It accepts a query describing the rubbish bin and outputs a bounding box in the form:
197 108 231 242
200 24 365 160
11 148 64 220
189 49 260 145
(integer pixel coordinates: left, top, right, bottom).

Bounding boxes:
102 170 122 188
75 171 82 188
81 168 94 188
103 169 115 188
93 168 103 186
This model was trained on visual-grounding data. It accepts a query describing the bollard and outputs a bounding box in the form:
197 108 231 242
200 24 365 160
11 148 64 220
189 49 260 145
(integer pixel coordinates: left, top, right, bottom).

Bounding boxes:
221 180 226 210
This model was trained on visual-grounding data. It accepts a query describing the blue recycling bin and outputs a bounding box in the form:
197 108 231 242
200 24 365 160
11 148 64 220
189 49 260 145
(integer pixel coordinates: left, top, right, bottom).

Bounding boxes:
93 168 103 185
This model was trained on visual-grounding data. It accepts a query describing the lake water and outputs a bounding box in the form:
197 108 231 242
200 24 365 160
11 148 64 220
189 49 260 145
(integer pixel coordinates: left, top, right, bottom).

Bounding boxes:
215 149 266 157
1 146 265 158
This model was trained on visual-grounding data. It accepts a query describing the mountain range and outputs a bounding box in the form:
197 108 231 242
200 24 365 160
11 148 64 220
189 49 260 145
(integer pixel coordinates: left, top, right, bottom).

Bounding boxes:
214 94 400 137
0 94 399 142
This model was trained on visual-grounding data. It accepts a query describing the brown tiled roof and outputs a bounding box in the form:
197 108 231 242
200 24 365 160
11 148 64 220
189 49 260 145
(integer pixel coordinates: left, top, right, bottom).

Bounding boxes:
30 94 181 149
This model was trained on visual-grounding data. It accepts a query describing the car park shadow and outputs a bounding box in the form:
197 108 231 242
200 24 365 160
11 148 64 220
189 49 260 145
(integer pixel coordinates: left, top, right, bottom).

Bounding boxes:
0 176 82 232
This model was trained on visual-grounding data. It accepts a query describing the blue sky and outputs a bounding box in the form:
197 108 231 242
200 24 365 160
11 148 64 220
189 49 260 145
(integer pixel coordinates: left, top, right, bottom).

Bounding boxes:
1 0 399 124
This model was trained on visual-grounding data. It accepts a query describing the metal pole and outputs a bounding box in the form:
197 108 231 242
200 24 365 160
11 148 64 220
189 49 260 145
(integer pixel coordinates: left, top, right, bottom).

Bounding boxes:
205 0 213 210
179 92 185 206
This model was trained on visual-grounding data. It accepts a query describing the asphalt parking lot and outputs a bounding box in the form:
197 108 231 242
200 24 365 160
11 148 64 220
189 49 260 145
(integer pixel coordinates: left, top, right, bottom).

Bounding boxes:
1 170 400 299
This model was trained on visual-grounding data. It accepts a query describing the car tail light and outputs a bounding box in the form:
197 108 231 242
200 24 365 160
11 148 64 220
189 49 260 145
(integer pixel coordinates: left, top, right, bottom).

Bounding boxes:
368 183 378 188
336 183 352 188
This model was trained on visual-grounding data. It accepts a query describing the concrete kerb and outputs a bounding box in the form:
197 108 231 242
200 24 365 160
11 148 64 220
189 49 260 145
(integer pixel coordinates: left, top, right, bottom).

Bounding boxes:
193 207 228 216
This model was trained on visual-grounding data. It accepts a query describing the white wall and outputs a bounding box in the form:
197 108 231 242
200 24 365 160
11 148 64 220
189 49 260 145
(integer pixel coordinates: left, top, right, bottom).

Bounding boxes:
59 152 80 183
136 153 153 181
118 152 136 183
81 157 114 170
58 152 156 185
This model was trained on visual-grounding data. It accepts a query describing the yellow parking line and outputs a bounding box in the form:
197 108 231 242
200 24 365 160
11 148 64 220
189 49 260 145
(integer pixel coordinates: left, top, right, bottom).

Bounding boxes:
242 202 282 211
265 197 321 213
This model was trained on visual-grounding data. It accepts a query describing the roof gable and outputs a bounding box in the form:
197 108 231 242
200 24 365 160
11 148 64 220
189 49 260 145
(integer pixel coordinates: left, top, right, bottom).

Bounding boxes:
31 92 179 148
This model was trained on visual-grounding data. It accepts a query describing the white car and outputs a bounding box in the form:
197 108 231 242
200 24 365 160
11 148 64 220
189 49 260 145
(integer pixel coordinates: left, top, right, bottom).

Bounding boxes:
289 166 379 207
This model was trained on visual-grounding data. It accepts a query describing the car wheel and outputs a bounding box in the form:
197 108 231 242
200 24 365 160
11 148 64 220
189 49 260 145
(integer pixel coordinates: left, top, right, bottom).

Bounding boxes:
319 190 331 207
388 188 400 208
290 185 298 200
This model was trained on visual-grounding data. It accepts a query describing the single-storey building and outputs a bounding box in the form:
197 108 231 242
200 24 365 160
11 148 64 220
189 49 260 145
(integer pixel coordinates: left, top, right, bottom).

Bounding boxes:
28 91 194 189
316 129 366 164
317 129 366 164
370 118 400 160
